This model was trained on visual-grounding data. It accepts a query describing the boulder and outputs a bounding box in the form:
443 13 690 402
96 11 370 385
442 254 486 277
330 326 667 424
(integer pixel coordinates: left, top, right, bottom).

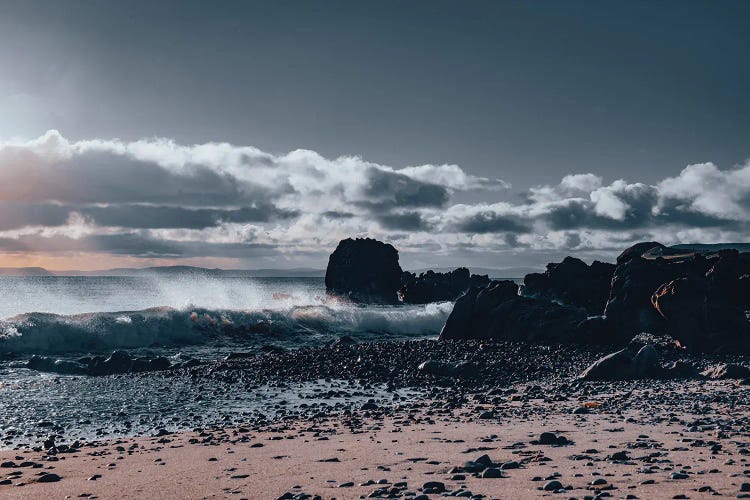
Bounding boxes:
521 256 615 315
578 349 636 381
439 280 592 343
578 344 661 381
324 238 403 304
399 267 490 304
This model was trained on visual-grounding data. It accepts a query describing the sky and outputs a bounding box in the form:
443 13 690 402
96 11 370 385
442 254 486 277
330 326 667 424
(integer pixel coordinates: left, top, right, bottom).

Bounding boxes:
0 0 748 271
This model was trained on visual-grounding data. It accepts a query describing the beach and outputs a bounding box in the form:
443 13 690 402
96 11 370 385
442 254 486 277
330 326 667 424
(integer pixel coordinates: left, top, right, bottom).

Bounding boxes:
1 339 748 499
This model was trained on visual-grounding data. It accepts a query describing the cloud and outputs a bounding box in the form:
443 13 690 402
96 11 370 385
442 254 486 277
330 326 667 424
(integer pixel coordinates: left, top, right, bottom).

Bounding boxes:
375 211 431 231
0 131 748 268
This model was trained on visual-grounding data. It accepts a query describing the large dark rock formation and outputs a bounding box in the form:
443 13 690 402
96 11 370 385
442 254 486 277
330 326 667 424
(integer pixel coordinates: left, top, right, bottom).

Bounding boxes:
399 268 490 304
649 250 750 352
604 244 750 351
439 241 750 352
325 238 404 304
439 280 596 343
522 256 615 315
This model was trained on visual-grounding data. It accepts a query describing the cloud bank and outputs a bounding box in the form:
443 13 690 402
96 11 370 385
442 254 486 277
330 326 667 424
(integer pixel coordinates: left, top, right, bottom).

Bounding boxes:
0 131 747 269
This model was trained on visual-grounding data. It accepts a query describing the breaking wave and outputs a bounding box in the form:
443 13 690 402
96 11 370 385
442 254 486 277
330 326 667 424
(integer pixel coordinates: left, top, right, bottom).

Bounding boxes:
0 302 454 355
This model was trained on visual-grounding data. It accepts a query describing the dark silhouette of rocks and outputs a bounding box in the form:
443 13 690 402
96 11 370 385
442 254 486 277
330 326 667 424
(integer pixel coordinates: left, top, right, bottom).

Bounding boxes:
325 238 403 304
325 238 490 304
323 237 750 352
399 268 490 304
440 241 750 352
522 256 615 315
439 280 593 343
650 250 750 352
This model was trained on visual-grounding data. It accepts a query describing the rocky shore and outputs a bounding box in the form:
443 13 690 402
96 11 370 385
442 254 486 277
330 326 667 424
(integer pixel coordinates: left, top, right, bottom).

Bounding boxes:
2 237 749 498
2 336 749 498
0 340 750 499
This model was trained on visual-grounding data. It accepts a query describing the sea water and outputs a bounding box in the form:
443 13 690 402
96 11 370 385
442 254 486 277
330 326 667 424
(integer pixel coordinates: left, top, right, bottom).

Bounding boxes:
0 275 451 447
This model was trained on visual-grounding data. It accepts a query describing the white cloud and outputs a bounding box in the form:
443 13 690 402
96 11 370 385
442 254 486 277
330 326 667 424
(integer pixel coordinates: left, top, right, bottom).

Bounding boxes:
0 131 748 266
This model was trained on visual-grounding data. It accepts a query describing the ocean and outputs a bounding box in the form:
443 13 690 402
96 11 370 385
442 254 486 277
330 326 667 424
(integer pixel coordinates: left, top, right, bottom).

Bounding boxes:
0 275 451 448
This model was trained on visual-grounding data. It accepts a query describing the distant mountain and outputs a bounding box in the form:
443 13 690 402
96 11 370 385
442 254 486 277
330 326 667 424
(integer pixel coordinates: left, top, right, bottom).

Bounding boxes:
0 267 54 276
54 266 326 278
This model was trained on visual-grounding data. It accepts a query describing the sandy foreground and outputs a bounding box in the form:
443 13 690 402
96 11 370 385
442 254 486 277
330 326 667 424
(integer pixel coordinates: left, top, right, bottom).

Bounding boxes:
1 404 749 500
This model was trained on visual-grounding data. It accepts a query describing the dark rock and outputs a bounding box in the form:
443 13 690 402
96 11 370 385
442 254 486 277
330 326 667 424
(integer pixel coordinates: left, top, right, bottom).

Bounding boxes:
439 280 591 343
26 356 88 375
481 467 503 478
417 360 479 379
604 256 673 343
543 480 563 491
536 432 569 446
578 344 661 381
538 432 559 445
522 256 615 315
606 243 750 351
36 473 61 483
324 238 403 304
652 267 750 353
422 481 446 492
399 268 490 304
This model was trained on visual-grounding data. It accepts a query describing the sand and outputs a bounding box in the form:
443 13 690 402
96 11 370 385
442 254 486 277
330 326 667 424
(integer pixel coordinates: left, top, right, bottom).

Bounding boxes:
1 406 749 500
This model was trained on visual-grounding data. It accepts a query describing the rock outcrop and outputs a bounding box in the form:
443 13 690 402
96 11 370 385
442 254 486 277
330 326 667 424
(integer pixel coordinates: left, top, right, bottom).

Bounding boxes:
439 241 750 352
399 268 490 304
603 243 714 344
439 280 595 343
325 238 404 304
522 256 615 315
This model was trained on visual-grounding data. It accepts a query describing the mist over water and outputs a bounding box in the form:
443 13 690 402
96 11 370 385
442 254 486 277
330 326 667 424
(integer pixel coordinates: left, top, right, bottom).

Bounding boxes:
0 276 326 317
